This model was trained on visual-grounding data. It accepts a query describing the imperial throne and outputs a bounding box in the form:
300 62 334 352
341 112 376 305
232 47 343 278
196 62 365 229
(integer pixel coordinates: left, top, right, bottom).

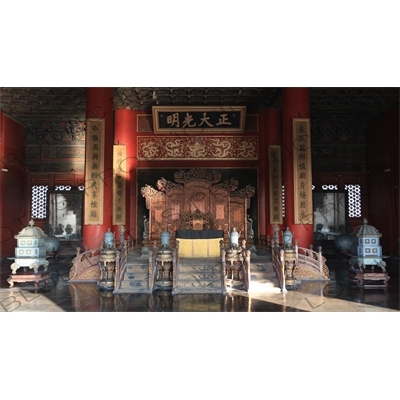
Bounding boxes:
140 168 255 258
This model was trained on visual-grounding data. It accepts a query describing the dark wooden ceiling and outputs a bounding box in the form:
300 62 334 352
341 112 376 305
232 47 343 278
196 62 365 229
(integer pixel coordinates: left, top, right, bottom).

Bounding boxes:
0 87 398 129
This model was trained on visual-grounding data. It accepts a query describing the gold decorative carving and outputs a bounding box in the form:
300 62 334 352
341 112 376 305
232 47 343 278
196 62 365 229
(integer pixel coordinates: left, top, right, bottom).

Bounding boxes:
69 264 76 280
79 268 101 280
156 177 183 191
137 137 258 160
178 210 215 230
293 264 329 279
213 177 239 191
141 185 165 209
69 261 101 280
175 168 221 184
231 185 256 199
141 184 162 198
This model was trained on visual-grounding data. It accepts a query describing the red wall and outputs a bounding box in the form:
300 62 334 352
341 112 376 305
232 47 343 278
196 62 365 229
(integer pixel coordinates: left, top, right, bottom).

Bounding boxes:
0 112 27 258
366 107 399 257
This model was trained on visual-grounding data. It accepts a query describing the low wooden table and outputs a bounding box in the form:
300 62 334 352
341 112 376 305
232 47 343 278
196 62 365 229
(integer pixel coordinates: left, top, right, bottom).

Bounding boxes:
7 272 51 288
349 269 390 288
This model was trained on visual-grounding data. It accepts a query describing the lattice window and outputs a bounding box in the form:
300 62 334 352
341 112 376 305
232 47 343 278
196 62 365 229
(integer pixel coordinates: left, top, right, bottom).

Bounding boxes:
31 185 48 219
322 184 338 190
55 185 72 191
345 184 362 217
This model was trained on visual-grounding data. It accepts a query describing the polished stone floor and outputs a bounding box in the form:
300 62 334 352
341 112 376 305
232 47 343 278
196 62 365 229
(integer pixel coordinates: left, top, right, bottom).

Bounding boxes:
1 248 399 312
2 248 399 400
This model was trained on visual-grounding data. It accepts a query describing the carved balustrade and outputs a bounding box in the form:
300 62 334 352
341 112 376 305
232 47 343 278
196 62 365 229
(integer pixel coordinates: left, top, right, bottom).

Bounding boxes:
69 247 102 282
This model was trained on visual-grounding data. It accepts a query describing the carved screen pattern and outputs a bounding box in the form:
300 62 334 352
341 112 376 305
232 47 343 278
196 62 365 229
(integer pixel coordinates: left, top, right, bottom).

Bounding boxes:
210 188 228 224
31 185 48 219
171 204 180 221
345 184 362 217
55 185 72 191
210 196 228 231
153 208 164 233
216 204 225 220
230 200 246 234
322 184 338 190
185 182 210 214
166 193 183 230
321 184 362 218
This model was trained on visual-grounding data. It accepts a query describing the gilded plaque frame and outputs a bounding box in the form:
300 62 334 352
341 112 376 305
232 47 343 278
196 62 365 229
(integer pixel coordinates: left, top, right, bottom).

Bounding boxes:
84 118 105 225
112 145 126 225
268 145 283 224
152 106 246 133
293 118 313 224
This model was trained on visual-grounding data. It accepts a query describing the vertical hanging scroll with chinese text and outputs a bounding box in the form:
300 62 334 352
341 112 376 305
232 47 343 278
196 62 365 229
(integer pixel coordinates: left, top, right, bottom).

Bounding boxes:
113 145 126 225
268 145 283 224
293 118 313 224
84 118 105 225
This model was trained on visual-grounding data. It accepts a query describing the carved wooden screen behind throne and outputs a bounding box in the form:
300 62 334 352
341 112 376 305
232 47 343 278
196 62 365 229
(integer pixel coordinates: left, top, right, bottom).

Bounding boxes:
140 169 255 245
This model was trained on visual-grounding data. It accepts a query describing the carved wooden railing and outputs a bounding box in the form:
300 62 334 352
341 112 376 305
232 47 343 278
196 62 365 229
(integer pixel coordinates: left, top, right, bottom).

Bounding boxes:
70 235 136 286
271 239 287 293
242 248 251 292
295 244 330 280
220 240 228 294
172 240 180 294
113 240 129 292
115 235 135 252
258 234 271 252
148 242 158 293
69 246 102 282
271 239 330 290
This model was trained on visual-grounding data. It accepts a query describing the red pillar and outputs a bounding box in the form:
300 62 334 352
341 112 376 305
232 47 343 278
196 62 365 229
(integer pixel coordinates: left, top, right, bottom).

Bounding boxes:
264 108 282 239
258 111 267 241
282 88 314 248
114 109 139 239
83 87 114 250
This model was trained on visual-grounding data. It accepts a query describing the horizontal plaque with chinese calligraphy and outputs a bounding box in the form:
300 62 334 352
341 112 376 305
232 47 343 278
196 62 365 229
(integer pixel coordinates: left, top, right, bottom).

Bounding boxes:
113 145 126 225
138 136 258 160
268 145 283 224
84 118 105 225
152 106 246 133
293 118 313 224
